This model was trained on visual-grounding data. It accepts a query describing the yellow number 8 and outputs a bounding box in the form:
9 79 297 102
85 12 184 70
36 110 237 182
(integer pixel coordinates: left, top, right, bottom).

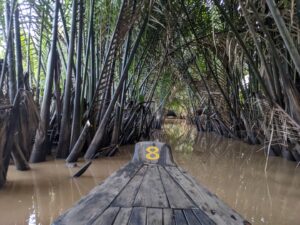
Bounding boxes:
146 146 160 160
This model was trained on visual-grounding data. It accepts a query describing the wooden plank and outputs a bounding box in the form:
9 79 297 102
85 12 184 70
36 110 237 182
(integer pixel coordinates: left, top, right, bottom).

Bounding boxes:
147 208 162 225
53 162 142 225
193 209 216 225
158 166 195 209
174 210 188 225
183 209 202 225
134 165 169 208
165 166 244 225
113 208 132 225
127 207 146 225
111 165 148 207
163 209 175 225
90 207 120 225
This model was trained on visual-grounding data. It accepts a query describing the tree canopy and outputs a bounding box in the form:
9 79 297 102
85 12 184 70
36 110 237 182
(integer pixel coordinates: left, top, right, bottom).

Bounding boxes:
1 0 300 187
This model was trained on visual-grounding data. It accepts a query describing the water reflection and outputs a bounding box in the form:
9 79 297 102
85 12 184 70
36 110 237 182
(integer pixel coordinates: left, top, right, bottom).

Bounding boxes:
0 150 133 225
155 122 300 225
0 122 299 225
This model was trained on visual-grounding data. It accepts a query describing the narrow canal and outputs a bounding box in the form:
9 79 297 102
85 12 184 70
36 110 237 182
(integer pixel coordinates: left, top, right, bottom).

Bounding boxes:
0 121 299 225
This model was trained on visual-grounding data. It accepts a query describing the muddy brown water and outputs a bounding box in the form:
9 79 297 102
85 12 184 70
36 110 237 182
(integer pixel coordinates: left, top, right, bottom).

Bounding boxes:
0 121 299 225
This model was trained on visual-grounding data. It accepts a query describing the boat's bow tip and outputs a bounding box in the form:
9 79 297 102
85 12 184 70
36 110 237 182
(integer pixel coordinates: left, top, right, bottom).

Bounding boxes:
131 141 176 166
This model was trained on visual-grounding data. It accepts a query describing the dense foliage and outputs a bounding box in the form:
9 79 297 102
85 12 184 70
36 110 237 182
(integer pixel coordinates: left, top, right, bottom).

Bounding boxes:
0 0 300 186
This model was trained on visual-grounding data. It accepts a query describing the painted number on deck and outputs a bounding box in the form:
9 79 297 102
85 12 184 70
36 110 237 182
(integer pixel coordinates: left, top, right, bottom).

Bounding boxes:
146 146 160 160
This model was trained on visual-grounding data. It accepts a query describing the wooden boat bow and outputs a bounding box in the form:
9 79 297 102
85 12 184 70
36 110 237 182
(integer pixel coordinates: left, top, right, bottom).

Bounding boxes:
53 141 250 225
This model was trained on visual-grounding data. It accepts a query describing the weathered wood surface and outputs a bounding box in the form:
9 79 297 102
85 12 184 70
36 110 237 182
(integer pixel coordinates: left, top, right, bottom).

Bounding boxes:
132 141 175 166
52 141 250 225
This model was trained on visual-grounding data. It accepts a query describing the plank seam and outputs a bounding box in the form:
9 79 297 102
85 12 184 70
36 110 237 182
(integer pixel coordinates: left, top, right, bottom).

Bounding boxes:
110 207 121 225
161 166 199 209
130 164 148 206
157 165 171 208
86 163 144 224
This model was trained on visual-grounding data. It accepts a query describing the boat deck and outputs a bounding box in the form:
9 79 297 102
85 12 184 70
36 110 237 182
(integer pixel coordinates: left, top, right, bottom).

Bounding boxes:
53 142 250 225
